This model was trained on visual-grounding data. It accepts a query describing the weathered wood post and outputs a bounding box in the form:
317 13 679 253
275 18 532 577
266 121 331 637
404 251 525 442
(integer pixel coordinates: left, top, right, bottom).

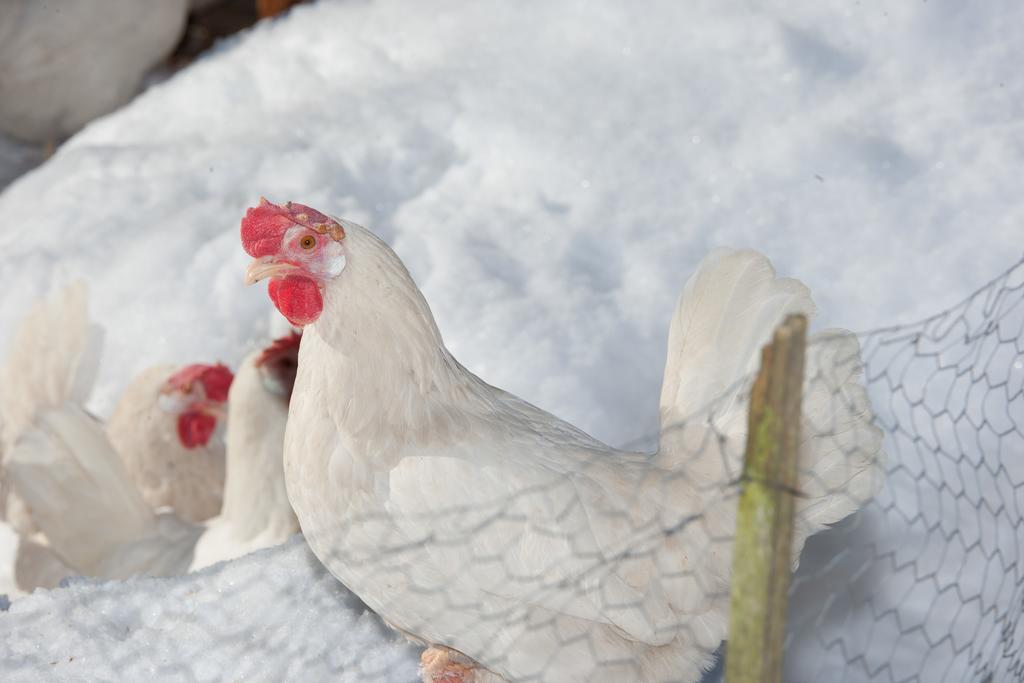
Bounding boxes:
724 313 807 683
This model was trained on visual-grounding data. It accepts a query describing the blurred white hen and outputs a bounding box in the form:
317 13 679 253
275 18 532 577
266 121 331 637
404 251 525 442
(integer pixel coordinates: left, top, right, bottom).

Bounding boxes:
0 0 187 143
0 285 299 589
239 201 885 683
0 285 231 538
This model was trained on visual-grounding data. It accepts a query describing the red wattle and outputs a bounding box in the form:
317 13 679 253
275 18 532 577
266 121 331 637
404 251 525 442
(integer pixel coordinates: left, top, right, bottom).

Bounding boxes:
178 410 217 449
268 275 323 326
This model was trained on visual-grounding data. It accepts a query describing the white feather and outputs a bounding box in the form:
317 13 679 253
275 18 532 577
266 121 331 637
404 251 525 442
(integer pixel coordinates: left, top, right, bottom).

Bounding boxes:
107 365 227 524
0 281 102 455
189 351 298 571
0 282 102 544
5 405 196 577
1 285 298 585
285 224 884 683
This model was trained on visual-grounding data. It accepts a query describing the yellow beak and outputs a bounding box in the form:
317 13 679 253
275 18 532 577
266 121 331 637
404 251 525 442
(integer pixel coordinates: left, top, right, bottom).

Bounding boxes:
245 258 300 285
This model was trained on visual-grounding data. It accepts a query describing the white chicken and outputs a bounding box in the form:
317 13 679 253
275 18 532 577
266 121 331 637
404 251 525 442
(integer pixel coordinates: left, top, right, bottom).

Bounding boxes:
108 361 233 523
241 199 884 683
189 332 301 570
0 284 231 539
0 0 187 143
1 286 299 587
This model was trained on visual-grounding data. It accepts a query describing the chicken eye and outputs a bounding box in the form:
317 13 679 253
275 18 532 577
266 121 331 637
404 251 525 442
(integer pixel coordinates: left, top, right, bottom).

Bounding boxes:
300 235 317 250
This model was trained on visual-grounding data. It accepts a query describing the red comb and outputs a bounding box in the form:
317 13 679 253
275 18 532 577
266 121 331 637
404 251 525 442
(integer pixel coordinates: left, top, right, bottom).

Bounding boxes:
164 363 234 403
241 198 345 258
197 364 234 402
255 331 302 367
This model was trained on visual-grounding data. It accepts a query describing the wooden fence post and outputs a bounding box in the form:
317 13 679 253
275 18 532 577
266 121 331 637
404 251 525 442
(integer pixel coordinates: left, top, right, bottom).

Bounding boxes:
724 313 807 683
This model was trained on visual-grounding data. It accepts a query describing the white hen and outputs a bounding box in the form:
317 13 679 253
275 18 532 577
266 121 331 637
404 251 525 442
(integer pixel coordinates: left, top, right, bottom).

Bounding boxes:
0 285 231 534
241 199 883 683
1 286 299 587
0 283 102 541
0 0 187 143
108 362 233 523
190 333 301 571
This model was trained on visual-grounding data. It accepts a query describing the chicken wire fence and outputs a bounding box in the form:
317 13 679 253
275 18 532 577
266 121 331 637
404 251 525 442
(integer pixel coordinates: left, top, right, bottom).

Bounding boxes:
786 253 1024 683
4 253 1024 683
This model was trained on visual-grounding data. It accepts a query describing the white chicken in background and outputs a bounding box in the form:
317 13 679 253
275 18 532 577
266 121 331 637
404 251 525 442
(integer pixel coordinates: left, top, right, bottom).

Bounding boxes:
0 284 98 540
0 285 229 588
0 286 299 589
0 284 231 534
241 199 884 683
109 361 233 523
189 332 300 570
0 0 187 144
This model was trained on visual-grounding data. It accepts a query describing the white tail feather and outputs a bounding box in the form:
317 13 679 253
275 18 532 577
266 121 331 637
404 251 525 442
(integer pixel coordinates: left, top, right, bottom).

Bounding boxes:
658 248 815 432
794 330 884 536
1 282 101 534
0 284 198 577
5 407 160 573
0 282 103 453
657 249 883 552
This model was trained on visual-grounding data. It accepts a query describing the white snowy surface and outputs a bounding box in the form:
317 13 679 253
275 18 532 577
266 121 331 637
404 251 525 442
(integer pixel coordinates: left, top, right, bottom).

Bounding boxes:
0 0 1021 448
0 537 419 682
0 0 1022 681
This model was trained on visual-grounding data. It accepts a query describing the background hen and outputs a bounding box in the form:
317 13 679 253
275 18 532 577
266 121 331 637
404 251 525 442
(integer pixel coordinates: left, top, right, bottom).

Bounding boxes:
0 284 231 523
0 285 299 589
109 361 233 523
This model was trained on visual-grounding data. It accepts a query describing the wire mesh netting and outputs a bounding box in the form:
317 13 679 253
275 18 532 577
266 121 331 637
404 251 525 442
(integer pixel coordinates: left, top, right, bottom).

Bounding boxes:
788 255 1024 683
1 254 1022 683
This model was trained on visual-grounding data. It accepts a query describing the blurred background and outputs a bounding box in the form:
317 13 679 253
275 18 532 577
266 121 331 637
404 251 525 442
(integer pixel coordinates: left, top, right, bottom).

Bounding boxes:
0 0 306 189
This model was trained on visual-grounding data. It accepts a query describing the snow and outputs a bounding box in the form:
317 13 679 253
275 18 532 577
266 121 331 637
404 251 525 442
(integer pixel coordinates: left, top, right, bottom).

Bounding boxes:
0 0 1021 680
1 0 1021 449
0 537 419 682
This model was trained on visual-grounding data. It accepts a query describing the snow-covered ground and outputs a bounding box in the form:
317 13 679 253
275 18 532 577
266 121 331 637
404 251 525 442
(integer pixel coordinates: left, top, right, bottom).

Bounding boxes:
0 0 1021 681
0 537 419 682
1 0 1021 448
